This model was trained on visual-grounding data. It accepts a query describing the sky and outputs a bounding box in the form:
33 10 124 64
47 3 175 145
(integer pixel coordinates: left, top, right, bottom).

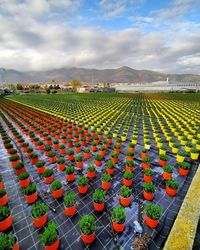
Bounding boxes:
0 0 200 73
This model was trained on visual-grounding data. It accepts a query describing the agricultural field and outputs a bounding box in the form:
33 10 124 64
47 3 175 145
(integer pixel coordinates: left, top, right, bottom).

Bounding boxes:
0 92 199 250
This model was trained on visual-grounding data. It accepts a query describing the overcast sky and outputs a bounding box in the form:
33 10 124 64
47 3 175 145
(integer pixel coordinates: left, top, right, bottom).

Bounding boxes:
0 0 200 73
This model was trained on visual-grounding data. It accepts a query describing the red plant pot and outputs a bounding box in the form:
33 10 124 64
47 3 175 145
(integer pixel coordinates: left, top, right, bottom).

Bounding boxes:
76 162 83 169
91 146 97 152
162 172 172 180
140 152 148 158
143 175 153 182
53 144 59 150
15 167 25 176
52 188 63 199
0 215 13 231
102 181 111 190
86 136 91 141
22 146 28 153
49 156 57 164
178 168 189 176
64 204 76 216
0 193 9 206
75 147 81 153
94 140 99 145
84 153 91 159
44 175 53 184
128 147 135 153
37 166 45 175
111 157 118 164
120 196 131 207
145 215 159 228
114 148 120 154
59 149 66 155
143 191 154 201
61 139 67 144
112 221 125 232
38 145 45 151
95 160 102 167
11 160 20 168
0 182 4 190
126 156 134 161
125 165 134 172
57 164 65 171
33 213 47 228
123 178 132 187
87 171 96 179
99 151 106 157
45 151 51 157
81 232 95 244
166 186 177 196
13 242 19 250
19 177 30 187
103 144 108 149
68 142 73 148
44 239 60 250
106 168 115 175
66 173 75 182
78 185 88 194
46 140 52 145
107 139 112 144
25 192 38 204
93 202 104 211
159 160 167 167
142 163 150 169
81 141 86 147
67 155 74 161
31 157 38 165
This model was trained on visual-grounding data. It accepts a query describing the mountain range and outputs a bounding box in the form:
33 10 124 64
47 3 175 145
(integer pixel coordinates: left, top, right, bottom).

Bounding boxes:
0 66 200 83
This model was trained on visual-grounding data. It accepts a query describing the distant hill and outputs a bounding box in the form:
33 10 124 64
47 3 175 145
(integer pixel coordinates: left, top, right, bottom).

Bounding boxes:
0 66 200 83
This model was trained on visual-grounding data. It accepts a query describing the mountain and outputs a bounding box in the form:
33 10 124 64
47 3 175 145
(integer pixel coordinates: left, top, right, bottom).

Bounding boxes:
0 66 200 83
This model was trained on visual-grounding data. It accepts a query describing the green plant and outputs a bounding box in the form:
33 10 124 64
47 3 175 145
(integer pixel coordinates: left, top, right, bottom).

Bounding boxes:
145 203 162 220
94 153 103 161
44 145 51 151
114 144 121 149
87 165 95 172
93 189 105 203
9 155 20 161
48 151 56 157
111 152 119 158
185 142 193 148
102 173 111 182
75 155 83 162
142 157 152 164
159 154 168 161
166 178 179 190
50 180 62 191
111 206 126 224
163 165 173 173
129 142 135 148
36 161 45 168
79 215 96 235
160 145 168 150
65 166 74 174
0 189 6 198
64 191 76 207
144 168 154 176
91 141 97 146
57 157 65 164
40 222 58 246
0 206 10 221
191 148 198 153
31 202 48 219
15 162 24 170
22 183 37 195
126 160 134 167
67 149 74 155
30 153 38 159
141 148 148 153
107 160 115 169
74 142 81 148
126 150 134 156
177 150 186 156
53 140 59 144
123 171 133 180
120 186 131 198
17 171 30 181
143 182 156 193
43 168 53 178
84 148 90 153
0 232 16 249
59 144 65 149
172 143 180 148
78 176 88 187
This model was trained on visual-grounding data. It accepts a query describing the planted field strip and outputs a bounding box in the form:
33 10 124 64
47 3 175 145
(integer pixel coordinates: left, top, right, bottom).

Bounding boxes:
0 93 199 250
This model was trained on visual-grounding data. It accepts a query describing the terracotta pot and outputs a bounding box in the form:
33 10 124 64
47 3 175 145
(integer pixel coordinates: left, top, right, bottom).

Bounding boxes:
67 155 74 161
66 173 75 182
44 239 60 250
61 139 67 143
64 204 76 216
166 186 177 196
125 165 134 172
57 164 65 171
123 178 132 187
33 213 47 228
81 232 95 244
37 166 45 175
143 191 154 201
38 145 44 151
91 146 97 152
59 149 66 155
76 161 83 169
106 168 115 175
107 139 112 144
15 167 25 175
142 163 150 169
128 147 135 153
45 151 51 157
111 157 118 164
22 146 28 153
49 156 57 164
178 168 189 176
25 192 38 204
53 144 59 150
162 172 172 180
126 156 134 161
31 157 38 165
102 181 111 190
11 160 20 168
120 196 131 207
140 152 148 158
0 215 13 231
68 142 73 148
84 152 91 159
143 175 153 182
95 160 102 167
52 188 63 199
19 177 30 187
87 171 96 179
159 160 167 167
13 242 19 250
93 202 104 211
0 182 4 190
75 147 81 153
112 221 125 232
78 185 88 194
44 175 53 184
99 151 106 157
145 215 159 228
114 148 120 154
0 193 9 206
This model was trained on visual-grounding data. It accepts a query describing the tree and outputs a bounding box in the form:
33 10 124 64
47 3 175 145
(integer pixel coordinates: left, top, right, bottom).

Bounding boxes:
49 85 53 90
16 84 23 90
70 79 81 91
46 89 50 94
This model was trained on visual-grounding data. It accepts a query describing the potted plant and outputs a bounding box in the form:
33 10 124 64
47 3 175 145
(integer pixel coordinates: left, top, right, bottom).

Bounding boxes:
15 162 25 175
125 160 134 172
128 142 135 152
83 148 91 159
93 189 105 211
0 189 9 207
171 143 180 154
185 142 193 153
140 148 148 158
79 215 96 244
67 149 74 161
178 162 191 176
111 206 126 232
126 150 134 160
143 168 154 182
119 185 131 207
143 182 156 201
64 191 76 216
0 232 19 249
17 171 30 187
77 176 88 194
106 160 115 175
22 183 38 204
51 180 63 199
101 173 111 190
190 148 199 160
176 150 186 163
0 176 3 190
145 203 162 228
32 202 48 228
162 165 173 180
158 154 168 167
123 171 133 187
87 165 96 179
59 144 66 155
36 161 46 175
94 153 103 167
44 145 51 157
0 206 13 231
99 146 106 157
57 157 65 171
75 155 83 169
114 144 121 154
159 145 168 155
166 178 179 196
65 166 75 182
74 142 81 153
111 152 119 164
142 157 152 169
30 153 39 165
48 152 57 164
40 222 59 250
43 169 54 184
9 155 20 168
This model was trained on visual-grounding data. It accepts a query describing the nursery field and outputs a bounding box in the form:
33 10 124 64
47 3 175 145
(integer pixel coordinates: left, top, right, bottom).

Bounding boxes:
0 93 199 250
